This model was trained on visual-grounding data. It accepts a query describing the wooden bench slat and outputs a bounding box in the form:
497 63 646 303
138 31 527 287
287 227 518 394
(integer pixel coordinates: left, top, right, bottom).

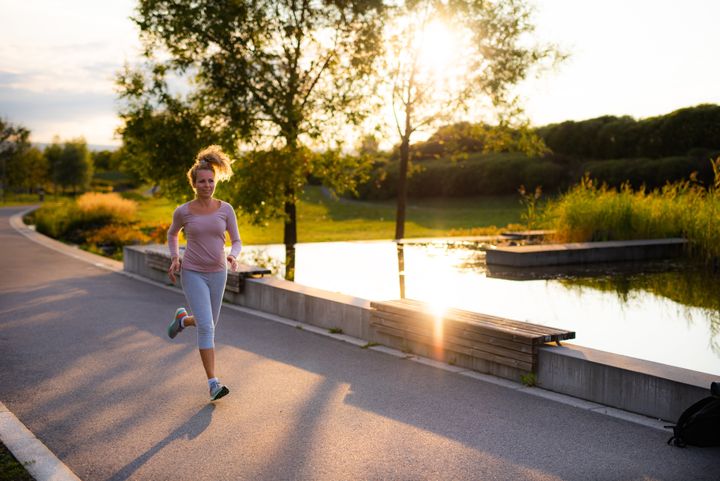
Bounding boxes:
372 306 544 343
375 298 554 334
371 309 537 344
371 298 574 375
372 315 536 365
372 299 575 342
374 323 534 371
372 314 536 357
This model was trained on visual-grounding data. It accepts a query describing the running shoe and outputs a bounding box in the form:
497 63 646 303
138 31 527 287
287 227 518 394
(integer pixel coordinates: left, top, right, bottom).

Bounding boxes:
210 382 230 401
167 307 187 339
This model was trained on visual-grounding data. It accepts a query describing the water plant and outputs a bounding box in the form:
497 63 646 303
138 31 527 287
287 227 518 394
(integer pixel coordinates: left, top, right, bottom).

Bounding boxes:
544 157 720 264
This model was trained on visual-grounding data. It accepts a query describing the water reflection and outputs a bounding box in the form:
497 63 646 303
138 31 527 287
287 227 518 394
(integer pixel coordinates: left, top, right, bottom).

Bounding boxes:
397 243 406 299
241 240 720 375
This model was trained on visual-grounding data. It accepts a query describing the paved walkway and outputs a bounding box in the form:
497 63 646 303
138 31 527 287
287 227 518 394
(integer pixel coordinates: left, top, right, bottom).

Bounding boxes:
0 206 718 481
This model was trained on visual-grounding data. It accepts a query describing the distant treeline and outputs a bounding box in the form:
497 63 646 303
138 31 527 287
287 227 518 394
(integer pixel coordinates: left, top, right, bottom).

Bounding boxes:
356 104 720 199
538 104 720 160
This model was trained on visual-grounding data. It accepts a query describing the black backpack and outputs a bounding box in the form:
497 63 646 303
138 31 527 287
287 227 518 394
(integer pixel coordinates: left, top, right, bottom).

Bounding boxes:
666 382 720 448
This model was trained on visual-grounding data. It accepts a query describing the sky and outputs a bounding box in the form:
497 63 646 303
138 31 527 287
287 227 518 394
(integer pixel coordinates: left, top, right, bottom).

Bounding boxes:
1 0 719 147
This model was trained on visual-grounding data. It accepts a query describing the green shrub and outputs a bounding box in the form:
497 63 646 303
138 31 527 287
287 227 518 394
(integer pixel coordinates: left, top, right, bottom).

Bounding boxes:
579 155 714 190
32 192 139 245
87 225 149 257
33 200 81 239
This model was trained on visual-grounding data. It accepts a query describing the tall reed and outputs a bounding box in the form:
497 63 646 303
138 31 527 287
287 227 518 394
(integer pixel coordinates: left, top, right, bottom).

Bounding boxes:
544 158 720 264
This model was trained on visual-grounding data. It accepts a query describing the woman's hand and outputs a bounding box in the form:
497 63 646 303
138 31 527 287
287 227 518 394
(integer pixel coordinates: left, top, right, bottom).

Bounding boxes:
168 257 182 283
227 255 239 272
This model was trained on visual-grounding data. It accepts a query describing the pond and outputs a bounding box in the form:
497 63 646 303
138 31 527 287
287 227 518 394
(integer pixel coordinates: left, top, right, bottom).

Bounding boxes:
240 239 720 376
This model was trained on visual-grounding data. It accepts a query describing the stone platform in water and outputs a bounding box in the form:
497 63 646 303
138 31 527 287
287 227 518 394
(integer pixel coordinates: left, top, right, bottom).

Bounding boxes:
485 238 687 267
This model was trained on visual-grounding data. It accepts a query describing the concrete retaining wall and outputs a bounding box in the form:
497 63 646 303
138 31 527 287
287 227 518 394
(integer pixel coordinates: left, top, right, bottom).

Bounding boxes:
538 344 715 421
124 244 714 421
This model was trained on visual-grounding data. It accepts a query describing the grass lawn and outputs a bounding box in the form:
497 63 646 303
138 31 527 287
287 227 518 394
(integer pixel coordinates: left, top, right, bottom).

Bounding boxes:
0 441 34 481
131 185 524 245
0 193 45 207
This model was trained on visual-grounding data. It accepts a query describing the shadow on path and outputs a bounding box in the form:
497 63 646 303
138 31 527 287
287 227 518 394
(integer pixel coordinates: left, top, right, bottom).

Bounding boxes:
106 404 215 481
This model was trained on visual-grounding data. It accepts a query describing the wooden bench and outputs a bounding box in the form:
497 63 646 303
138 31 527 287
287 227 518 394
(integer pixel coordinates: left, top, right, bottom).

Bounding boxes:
370 298 575 376
146 251 271 293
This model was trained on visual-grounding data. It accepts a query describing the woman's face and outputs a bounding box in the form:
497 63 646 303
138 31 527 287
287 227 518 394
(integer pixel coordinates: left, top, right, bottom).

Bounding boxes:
194 169 216 198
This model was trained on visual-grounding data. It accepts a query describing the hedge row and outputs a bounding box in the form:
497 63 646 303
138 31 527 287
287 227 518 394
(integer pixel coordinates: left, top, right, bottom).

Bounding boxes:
355 152 719 200
537 104 720 160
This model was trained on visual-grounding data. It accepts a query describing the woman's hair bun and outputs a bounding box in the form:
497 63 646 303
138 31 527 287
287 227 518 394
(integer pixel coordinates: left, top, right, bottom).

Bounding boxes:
187 145 234 186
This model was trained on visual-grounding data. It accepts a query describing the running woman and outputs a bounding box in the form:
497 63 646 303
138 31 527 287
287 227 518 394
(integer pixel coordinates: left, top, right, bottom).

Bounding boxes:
166 145 241 401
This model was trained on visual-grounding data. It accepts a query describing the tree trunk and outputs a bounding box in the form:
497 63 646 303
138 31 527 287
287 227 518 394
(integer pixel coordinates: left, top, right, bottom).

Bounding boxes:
395 135 410 240
283 185 297 281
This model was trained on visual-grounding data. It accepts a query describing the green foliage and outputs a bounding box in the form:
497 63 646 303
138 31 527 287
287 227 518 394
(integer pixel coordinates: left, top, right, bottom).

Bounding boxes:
44 137 94 194
520 372 537 387
6 146 48 194
357 153 566 199
115 78 220 203
0 118 35 199
0 441 34 481
385 0 563 238
130 185 523 245
537 104 720 160
544 160 720 263
123 0 386 253
579 155 714 191
411 121 549 160
33 192 139 245
518 185 543 228
86 225 149 258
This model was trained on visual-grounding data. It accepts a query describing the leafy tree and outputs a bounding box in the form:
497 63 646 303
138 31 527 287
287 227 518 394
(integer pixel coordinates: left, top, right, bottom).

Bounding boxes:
6 147 48 194
0 119 32 201
45 138 93 194
384 0 561 239
116 86 219 201
92 149 125 172
122 0 385 279
43 138 63 195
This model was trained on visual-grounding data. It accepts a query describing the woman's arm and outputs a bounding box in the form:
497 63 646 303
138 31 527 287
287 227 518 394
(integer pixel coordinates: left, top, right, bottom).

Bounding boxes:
225 203 242 271
167 206 184 282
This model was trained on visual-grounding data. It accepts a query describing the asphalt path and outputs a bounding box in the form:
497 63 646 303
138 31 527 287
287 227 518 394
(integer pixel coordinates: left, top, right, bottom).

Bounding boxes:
0 205 718 480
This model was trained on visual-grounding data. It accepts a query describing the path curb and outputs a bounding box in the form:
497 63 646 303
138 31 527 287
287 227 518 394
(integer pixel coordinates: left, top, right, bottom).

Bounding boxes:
0 402 82 481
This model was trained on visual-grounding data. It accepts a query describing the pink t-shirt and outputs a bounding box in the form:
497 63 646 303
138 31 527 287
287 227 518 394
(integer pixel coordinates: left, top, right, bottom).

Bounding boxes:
167 201 242 272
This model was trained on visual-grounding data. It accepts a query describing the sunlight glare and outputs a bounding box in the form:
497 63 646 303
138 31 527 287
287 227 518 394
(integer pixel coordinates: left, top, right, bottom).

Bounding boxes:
427 290 451 358
415 20 467 80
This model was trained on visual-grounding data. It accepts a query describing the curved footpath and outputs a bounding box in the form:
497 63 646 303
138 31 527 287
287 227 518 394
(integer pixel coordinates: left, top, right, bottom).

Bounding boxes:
0 205 717 481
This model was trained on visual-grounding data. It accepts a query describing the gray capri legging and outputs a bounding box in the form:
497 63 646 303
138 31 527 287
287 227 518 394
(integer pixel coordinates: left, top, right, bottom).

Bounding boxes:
181 268 228 349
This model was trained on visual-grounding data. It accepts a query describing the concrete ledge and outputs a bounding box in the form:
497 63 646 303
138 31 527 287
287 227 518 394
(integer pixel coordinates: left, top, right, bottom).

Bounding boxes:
224 277 373 340
124 245 373 340
486 238 687 267
538 344 715 421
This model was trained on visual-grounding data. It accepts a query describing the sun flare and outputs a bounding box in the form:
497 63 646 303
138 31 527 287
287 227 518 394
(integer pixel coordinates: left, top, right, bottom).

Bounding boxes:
416 20 461 75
